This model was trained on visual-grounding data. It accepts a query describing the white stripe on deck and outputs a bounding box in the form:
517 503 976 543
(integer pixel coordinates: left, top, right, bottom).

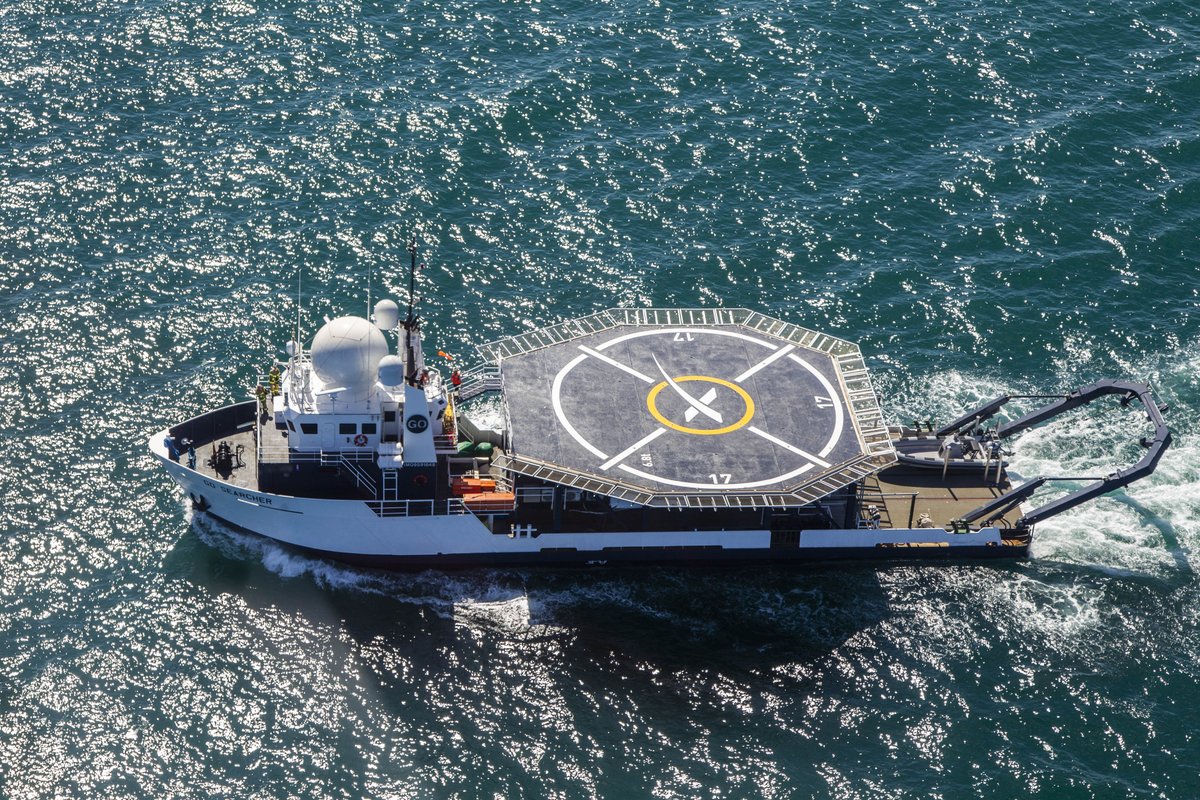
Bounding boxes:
748 426 831 468
600 428 668 470
735 344 796 383
579 345 655 383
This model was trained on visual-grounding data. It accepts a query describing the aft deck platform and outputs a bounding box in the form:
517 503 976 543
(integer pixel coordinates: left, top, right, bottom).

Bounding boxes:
861 466 1021 530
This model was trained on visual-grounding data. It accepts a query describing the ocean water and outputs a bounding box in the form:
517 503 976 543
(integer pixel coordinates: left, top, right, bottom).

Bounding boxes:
1 0 1199 796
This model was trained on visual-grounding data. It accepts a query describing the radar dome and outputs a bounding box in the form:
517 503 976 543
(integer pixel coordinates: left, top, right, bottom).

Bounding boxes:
310 316 389 396
374 299 400 331
378 355 405 387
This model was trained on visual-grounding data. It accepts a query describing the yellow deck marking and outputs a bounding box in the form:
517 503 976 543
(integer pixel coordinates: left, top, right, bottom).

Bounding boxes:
646 376 754 435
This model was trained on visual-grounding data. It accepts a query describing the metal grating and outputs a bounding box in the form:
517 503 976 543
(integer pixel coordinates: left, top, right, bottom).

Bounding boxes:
495 450 885 510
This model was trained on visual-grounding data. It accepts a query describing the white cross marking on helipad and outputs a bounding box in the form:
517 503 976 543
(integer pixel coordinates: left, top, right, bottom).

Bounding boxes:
651 354 722 423
578 345 654 383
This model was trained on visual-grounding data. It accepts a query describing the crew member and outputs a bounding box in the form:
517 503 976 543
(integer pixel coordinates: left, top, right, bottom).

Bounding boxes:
255 384 268 417
866 504 881 529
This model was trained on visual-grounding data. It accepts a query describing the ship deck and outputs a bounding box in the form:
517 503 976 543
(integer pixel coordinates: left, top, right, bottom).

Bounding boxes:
860 466 1020 530
257 414 292 464
479 308 898 509
179 411 382 500
186 429 259 491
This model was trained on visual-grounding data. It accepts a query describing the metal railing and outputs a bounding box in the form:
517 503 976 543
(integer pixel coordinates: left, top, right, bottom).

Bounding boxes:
475 308 872 363
493 449 880 510
513 486 584 504
327 452 377 496
456 364 503 401
258 444 376 464
256 440 380 495
856 490 921 530
836 350 896 462
366 497 475 518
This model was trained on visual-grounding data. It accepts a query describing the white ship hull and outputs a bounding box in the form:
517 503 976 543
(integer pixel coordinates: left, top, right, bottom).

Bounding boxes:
152 431 1008 568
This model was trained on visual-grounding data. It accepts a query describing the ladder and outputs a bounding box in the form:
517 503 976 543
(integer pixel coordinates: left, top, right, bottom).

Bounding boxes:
381 469 398 501
856 477 894 529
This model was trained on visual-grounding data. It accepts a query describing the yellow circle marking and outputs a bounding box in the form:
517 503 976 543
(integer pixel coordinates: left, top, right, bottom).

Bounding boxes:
646 376 755 436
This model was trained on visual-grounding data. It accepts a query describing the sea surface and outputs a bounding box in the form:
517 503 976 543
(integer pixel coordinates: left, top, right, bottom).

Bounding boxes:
2 0 1199 796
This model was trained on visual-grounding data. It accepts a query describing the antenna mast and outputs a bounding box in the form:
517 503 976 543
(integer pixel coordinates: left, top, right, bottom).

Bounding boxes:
406 234 418 322
404 235 420 385
295 264 303 355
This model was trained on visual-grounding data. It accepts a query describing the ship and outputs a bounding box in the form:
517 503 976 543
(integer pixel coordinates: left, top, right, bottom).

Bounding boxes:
149 246 1171 569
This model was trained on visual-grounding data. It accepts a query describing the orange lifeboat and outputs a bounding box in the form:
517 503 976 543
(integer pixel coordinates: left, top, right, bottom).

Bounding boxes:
452 477 497 496
461 491 516 513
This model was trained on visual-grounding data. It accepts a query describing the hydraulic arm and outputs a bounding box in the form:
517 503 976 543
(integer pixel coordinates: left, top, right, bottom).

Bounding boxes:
943 381 1171 529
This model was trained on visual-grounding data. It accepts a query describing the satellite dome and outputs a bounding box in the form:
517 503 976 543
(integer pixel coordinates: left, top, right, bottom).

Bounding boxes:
310 316 389 395
374 299 400 331
378 355 405 387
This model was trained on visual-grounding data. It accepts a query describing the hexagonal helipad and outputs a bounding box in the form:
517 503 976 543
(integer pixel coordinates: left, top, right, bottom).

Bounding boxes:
477 309 896 509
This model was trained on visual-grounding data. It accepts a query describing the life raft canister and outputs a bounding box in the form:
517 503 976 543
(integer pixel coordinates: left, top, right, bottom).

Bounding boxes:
354 433 368 447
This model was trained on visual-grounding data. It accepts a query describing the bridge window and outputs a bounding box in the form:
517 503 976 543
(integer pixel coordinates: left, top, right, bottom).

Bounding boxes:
362 423 377 434
300 423 318 435
339 423 356 435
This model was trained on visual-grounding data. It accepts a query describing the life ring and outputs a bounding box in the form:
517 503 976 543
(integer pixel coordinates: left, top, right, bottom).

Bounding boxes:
353 433 368 447
413 474 429 487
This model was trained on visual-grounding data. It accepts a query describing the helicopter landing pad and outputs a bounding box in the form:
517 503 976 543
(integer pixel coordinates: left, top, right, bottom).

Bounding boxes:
479 309 896 508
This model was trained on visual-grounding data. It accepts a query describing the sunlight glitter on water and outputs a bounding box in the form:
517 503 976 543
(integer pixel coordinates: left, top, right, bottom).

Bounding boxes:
2 0 1199 796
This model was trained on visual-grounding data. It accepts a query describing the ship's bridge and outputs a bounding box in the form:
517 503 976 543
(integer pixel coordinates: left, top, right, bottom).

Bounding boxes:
476 309 896 509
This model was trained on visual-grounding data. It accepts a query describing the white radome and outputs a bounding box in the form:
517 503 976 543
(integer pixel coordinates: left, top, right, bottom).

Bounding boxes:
374 299 400 331
378 354 405 387
310 316 389 396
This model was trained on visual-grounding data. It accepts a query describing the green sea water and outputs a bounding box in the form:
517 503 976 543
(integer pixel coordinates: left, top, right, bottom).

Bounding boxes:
2 0 1199 796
